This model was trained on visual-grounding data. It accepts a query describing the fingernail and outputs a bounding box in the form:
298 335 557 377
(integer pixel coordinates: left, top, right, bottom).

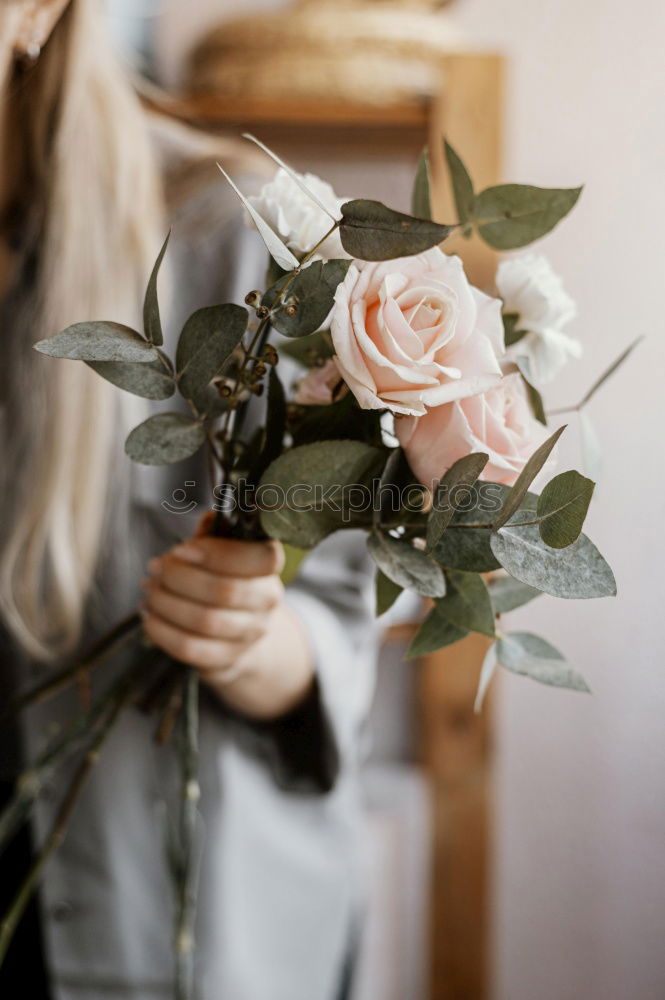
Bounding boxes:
172 544 205 564
147 558 162 574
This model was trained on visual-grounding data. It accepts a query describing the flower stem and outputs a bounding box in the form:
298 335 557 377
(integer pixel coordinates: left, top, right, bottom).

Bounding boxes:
0 668 137 968
174 670 200 1000
0 661 140 861
9 612 142 715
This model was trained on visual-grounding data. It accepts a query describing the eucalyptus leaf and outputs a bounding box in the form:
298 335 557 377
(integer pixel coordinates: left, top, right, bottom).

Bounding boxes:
516 356 547 425
176 304 248 406
474 642 498 713
339 200 453 261
217 163 300 271
376 570 403 616
493 426 566 529
143 231 170 347
264 260 350 339
433 483 537 573
411 148 432 220
367 532 446 598
34 322 158 363
405 606 467 660
425 452 489 552
497 632 590 692
125 413 206 466
435 571 496 638
536 470 594 549
249 367 286 482
503 312 528 348
433 527 499 573
473 184 582 249
258 439 385 547
279 329 333 367
87 356 175 400
444 140 475 226
490 522 616 599
242 134 339 222
487 574 541 615
579 336 642 407
291 392 382 448
375 447 423 527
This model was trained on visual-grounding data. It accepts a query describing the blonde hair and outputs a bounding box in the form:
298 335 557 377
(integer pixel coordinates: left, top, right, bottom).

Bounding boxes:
0 0 163 660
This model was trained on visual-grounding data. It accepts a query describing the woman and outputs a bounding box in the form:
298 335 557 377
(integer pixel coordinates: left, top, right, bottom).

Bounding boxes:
0 3 376 998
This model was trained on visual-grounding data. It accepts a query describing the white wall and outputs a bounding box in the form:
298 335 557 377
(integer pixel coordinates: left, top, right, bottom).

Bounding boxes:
440 3 665 998
151 2 665 997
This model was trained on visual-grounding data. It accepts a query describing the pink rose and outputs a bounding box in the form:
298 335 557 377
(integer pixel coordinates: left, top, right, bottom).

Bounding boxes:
293 359 343 406
397 372 550 488
330 248 504 417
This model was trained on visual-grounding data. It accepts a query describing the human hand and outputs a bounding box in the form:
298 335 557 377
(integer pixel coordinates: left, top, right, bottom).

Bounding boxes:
141 533 313 718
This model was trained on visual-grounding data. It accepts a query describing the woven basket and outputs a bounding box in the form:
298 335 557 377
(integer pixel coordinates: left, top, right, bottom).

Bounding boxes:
187 0 464 105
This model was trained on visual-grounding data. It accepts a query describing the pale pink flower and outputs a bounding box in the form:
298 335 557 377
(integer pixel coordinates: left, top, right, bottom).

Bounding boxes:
330 248 504 417
397 372 550 488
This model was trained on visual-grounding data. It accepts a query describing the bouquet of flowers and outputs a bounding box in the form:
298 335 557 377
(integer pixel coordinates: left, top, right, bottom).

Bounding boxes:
1 135 635 997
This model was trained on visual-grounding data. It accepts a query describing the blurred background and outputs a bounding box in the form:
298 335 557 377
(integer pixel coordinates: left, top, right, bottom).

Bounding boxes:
105 1 665 997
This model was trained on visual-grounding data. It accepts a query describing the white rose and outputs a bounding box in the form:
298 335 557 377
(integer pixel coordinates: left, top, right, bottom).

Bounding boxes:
246 168 351 260
496 254 581 384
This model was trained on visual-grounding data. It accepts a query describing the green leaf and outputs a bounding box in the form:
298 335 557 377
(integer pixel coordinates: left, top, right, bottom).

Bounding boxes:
433 527 499 573
87 354 175 400
367 532 446 598
264 260 351 339
376 570 403 616
249 367 286 482
279 329 333 367
490 522 616 599
411 147 432 220
124 413 206 466
435 571 496 638
487 574 541 615
374 447 424 528
536 470 594 549
515 356 547 425
34 322 158 363
502 312 528 348
474 642 498 713
176 304 248 406
579 336 642 408
493 425 566 529
406 607 467 659
339 200 453 261
217 163 300 271
444 140 475 226
473 184 582 249
143 231 170 346
425 452 489 553
280 544 308 586
258 439 385 547
291 392 383 449
432 483 537 573
497 632 590 692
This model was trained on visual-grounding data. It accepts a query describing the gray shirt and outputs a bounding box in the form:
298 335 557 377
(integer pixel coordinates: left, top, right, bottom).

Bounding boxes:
17 173 378 1000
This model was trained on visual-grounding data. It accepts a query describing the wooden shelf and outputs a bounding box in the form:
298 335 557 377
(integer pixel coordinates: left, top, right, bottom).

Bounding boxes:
144 93 430 131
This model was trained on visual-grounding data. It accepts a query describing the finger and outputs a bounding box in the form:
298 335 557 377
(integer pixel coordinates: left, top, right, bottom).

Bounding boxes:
141 610 247 673
143 581 266 642
146 558 284 612
168 536 285 579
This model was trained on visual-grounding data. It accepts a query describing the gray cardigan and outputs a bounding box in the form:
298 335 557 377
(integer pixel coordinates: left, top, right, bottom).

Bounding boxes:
17 178 378 1000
